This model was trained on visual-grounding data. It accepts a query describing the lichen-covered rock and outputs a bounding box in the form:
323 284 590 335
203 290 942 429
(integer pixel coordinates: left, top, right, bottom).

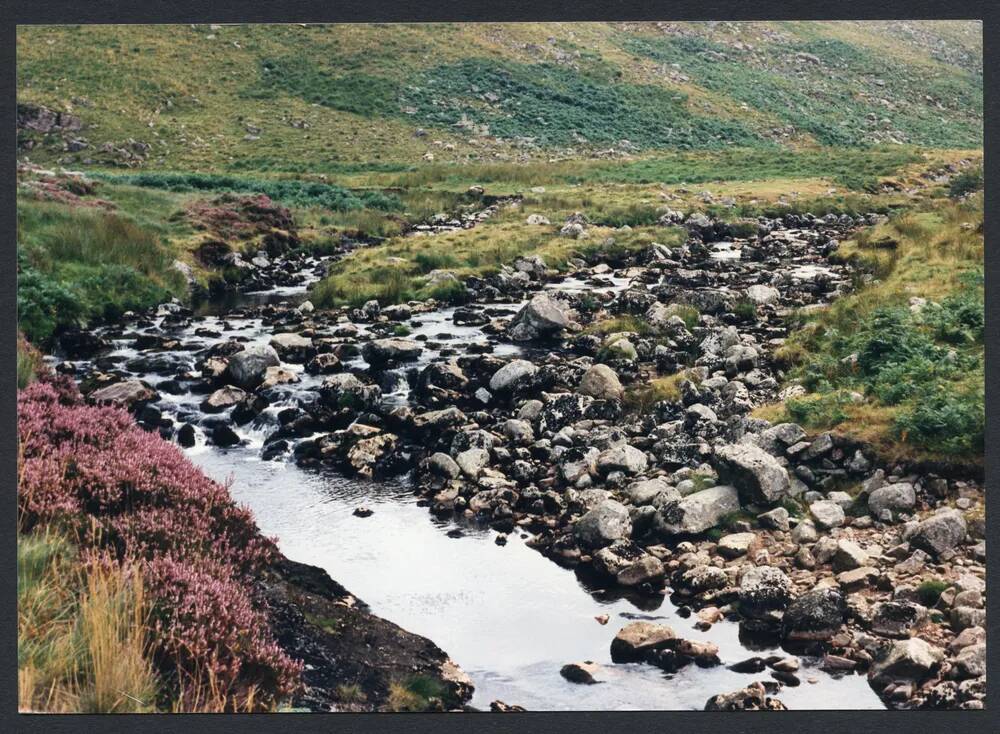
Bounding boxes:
714 443 790 503
909 509 967 557
782 587 846 641
704 681 787 711
654 485 740 536
574 500 632 550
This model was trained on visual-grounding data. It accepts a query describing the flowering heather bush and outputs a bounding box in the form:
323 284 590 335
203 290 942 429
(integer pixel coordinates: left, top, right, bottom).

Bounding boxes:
18 375 302 710
185 193 296 242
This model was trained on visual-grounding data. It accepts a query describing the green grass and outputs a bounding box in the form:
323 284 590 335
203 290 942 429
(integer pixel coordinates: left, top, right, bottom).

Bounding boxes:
579 147 923 190
767 193 984 461
17 200 184 344
16 22 981 172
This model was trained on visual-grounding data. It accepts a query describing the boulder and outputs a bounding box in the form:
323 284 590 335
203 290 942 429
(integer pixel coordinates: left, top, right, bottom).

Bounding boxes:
560 661 600 685
714 443 790 503
909 509 967 557
744 284 780 306
201 385 247 413
345 432 399 477
757 507 790 531
225 344 280 390
870 601 927 639
305 352 342 375
654 485 740 536
616 555 666 587
489 359 538 393
867 482 916 518
269 332 314 361
738 565 791 618
810 500 846 529
455 447 490 478
260 366 299 389
870 638 943 682
577 364 624 401
510 294 571 340
427 452 461 479
832 539 870 572
718 532 756 558
610 621 675 662
625 477 678 506
89 379 158 409
704 682 787 711
574 500 632 550
596 444 647 476
782 587 846 641
320 373 382 412
361 338 422 365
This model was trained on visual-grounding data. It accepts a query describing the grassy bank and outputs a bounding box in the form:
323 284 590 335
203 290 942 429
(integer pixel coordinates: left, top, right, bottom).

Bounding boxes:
311 205 686 308
762 189 984 464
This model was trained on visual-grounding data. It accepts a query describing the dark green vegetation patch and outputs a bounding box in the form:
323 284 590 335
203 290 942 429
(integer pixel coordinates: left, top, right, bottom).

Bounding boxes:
95 172 403 212
621 34 982 148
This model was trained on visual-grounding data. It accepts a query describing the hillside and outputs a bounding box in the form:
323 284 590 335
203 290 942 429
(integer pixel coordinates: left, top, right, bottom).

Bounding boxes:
16 21 982 171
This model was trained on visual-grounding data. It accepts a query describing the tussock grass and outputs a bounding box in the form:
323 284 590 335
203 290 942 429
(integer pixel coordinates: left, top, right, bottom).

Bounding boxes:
18 531 160 713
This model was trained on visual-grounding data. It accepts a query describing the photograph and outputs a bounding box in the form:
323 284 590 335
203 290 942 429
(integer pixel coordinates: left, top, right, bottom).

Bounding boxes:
14 17 986 716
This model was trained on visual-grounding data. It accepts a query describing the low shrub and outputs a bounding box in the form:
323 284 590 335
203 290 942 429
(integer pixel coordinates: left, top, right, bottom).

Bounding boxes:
948 166 983 199
99 172 402 213
17 377 301 710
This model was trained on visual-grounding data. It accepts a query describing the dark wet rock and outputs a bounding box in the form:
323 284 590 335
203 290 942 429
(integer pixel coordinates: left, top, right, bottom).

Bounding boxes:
210 423 242 447
58 329 109 358
560 661 600 685
176 422 197 448
261 557 473 712
610 621 676 662
729 657 768 673
361 338 423 366
782 588 846 641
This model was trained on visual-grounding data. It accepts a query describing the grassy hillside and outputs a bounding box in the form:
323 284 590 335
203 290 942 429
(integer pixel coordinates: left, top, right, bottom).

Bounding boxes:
17 21 981 171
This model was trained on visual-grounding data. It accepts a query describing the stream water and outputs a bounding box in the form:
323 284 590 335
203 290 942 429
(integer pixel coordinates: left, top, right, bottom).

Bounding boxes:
58 245 884 711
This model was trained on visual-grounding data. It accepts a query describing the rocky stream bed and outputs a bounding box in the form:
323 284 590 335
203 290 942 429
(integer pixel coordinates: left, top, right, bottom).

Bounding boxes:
48 203 986 712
